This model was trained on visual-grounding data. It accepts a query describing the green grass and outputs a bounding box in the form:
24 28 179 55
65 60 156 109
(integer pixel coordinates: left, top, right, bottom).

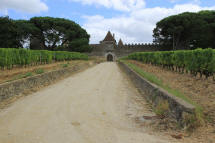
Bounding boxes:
34 68 44 74
123 61 197 106
61 63 69 68
10 72 33 81
21 72 33 78
126 62 163 86
122 60 204 127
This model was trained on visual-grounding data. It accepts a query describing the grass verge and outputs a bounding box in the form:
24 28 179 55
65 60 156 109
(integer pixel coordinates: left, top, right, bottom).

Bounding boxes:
61 63 69 68
34 68 45 74
121 60 204 130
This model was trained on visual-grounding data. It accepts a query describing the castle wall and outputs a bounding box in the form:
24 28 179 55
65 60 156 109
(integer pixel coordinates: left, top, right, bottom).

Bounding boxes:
88 43 160 59
115 44 160 57
88 44 105 56
88 31 161 60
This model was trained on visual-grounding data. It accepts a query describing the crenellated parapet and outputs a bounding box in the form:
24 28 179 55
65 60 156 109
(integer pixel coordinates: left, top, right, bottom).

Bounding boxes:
124 43 159 47
88 31 161 58
119 43 160 51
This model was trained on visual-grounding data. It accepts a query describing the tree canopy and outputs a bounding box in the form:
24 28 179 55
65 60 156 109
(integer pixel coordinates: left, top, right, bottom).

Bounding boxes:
0 17 19 48
153 10 215 50
0 16 91 52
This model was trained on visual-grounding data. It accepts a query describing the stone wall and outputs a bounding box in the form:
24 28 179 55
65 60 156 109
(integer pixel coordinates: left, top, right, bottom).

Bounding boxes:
0 62 95 102
118 61 195 124
89 43 160 59
88 44 105 56
115 44 160 58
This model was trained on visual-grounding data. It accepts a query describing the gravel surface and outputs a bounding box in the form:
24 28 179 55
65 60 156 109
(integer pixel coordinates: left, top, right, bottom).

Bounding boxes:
0 62 175 143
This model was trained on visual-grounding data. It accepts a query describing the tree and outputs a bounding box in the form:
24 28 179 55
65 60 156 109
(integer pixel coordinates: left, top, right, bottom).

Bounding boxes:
0 16 91 52
0 17 19 48
153 11 215 50
67 38 92 52
29 17 90 52
15 20 40 48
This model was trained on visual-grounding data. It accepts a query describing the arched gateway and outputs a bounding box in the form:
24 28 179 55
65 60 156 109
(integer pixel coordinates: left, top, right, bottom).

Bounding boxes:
105 52 115 61
107 54 113 61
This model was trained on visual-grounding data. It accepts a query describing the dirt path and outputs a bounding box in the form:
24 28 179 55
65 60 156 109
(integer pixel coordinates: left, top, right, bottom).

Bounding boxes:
0 62 176 143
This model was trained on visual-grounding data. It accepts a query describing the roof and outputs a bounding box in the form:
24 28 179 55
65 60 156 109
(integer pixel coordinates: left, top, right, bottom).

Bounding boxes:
103 31 116 42
118 39 123 46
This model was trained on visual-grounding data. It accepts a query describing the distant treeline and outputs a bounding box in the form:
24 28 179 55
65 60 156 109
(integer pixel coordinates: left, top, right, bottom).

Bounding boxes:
153 10 215 51
0 16 91 52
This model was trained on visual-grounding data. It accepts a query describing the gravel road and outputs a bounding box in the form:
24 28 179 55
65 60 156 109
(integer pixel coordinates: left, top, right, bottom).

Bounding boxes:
0 62 173 143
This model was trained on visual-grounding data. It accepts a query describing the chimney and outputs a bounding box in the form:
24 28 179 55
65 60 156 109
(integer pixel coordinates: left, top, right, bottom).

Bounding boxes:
113 33 115 39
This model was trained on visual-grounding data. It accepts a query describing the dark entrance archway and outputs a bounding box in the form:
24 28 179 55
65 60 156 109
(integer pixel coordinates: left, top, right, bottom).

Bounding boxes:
107 54 113 61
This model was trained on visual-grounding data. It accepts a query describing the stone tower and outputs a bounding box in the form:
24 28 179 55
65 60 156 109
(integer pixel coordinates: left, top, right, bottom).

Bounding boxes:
100 31 116 61
100 31 116 44
118 39 123 48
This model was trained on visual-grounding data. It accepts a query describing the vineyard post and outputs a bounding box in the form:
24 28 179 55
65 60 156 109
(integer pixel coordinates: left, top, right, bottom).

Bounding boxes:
40 53 42 64
54 52 56 63
173 33 175 51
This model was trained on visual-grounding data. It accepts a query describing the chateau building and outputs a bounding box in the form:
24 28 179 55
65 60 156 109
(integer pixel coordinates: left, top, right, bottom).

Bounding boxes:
89 31 160 61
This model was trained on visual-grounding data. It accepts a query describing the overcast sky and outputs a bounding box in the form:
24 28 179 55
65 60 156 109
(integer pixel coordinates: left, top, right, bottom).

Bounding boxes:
0 0 215 44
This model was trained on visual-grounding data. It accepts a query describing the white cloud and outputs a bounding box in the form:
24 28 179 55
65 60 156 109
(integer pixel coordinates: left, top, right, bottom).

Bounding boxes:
69 0 145 11
83 4 215 44
83 15 152 44
169 0 201 4
0 0 48 14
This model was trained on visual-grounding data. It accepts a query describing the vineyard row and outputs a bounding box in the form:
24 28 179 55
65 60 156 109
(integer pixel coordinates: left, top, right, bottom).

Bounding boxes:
0 48 88 69
127 48 215 79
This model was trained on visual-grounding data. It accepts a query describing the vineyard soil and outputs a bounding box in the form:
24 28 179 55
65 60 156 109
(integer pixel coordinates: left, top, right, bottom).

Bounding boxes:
0 60 88 84
0 62 181 143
